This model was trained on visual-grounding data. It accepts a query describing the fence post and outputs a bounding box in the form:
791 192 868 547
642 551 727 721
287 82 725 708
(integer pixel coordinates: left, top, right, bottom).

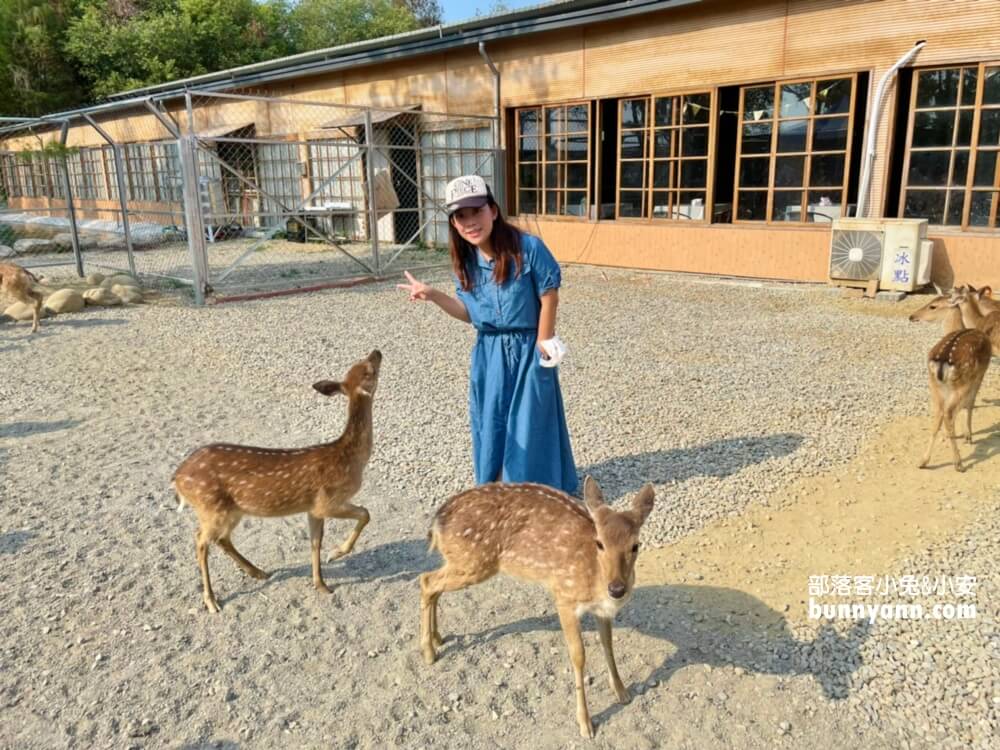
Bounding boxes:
364 110 381 276
82 114 136 277
58 121 84 277
179 135 208 305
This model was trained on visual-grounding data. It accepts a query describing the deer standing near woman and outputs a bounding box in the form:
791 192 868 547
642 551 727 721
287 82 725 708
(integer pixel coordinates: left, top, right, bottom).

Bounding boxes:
0 262 43 333
420 476 655 738
173 350 381 612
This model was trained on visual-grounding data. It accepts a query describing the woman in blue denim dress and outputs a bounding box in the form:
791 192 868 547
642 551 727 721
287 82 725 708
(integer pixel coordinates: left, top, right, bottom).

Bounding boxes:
398 175 577 494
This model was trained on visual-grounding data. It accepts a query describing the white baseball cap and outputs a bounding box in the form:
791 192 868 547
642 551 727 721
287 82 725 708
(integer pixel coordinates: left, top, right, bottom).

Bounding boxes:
445 175 493 215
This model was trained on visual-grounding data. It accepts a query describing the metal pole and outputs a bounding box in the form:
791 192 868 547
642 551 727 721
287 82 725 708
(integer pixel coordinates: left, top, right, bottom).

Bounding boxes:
179 135 208 305
58 121 84 277
364 109 381 275
478 42 504 213
82 114 136 276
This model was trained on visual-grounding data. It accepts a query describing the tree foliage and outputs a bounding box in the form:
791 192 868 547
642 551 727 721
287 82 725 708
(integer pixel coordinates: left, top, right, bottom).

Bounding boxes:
0 0 445 115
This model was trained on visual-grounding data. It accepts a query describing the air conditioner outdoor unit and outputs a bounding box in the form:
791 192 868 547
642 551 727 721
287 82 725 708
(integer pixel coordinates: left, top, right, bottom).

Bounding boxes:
828 217 932 292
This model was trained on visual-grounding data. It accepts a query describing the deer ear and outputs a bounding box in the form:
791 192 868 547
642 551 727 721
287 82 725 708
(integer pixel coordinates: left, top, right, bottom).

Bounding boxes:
983 285 993 298
631 483 656 523
313 380 343 397
583 476 605 514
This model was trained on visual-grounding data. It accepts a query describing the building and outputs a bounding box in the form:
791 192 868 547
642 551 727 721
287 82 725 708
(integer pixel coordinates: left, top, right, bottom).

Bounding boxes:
1 0 998 289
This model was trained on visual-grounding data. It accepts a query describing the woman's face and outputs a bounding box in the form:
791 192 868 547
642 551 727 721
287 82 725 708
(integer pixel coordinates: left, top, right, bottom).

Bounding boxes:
450 203 497 247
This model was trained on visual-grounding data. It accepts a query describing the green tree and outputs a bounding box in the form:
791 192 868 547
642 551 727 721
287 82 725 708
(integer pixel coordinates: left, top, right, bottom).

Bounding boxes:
0 1 84 116
64 0 297 100
288 0 422 52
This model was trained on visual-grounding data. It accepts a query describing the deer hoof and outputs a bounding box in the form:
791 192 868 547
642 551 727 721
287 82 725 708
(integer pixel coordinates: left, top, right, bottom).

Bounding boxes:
327 548 348 562
615 686 632 705
422 646 437 665
432 632 444 648
204 597 221 614
247 567 270 580
578 719 595 739
314 580 333 594
954 463 966 473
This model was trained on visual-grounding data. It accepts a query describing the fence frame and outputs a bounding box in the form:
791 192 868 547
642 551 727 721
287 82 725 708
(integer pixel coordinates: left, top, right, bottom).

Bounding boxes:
0 92 501 303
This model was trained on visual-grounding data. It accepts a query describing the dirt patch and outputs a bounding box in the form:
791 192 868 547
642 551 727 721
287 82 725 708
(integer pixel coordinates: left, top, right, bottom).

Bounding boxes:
637 382 1000 625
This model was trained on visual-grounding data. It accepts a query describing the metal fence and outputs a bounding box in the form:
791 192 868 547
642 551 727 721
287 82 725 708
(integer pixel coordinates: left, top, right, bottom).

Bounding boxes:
0 93 501 303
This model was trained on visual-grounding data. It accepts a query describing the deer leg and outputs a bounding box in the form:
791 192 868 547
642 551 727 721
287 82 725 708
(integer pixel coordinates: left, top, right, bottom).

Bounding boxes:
558 605 594 739
964 380 985 444
195 527 221 614
919 382 944 469
325 503 370 562
596 616 630 704
308 515 332 594
29 294 41 334
419 565 492 665
217 537 269 581
942 401 965 472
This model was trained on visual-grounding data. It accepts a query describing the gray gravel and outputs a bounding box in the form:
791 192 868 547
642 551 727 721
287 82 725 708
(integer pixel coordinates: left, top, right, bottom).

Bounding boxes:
0 264 992 749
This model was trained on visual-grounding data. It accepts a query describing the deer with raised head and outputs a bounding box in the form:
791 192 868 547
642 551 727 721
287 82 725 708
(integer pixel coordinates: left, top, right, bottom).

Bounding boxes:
0 262 43 333
420 476 655 738
919 320 991 471
950 287 1000 354
909 287 961 330
173 350 381 613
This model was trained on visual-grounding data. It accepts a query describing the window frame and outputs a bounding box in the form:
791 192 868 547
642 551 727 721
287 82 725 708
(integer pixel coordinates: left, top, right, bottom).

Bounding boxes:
734 73 858 225
614 88 716 223
899 62 1000 231
513 100 592 220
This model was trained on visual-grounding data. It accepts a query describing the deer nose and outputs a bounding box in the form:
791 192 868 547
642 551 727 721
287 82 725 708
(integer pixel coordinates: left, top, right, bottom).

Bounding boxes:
608 581 627 599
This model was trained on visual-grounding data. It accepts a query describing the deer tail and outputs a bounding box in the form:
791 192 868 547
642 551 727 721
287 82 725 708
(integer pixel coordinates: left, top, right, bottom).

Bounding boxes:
172 481 187 512
426 522 440 554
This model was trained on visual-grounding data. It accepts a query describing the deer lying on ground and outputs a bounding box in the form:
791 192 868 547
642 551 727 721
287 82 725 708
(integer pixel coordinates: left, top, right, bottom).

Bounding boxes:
919 317 991 471
173 350 381 613
0 262 43 333
420 476 655 738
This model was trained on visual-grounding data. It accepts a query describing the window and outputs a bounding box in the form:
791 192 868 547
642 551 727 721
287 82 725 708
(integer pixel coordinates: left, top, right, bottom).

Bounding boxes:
419 127 494 246
102 146 120 201
735 76 855 223
151 143 182 203
901 64 1000 229
255 142 302 227
308 139 366 238
125 144 157 202
67 148 105 200
617 92 713 220
515 103 590 217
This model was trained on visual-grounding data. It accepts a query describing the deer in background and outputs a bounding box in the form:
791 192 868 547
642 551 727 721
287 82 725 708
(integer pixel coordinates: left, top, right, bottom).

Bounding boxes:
0 262 43 333
420 476 655 738
951 287 1000 354
173 350 381 613
919 320 991 471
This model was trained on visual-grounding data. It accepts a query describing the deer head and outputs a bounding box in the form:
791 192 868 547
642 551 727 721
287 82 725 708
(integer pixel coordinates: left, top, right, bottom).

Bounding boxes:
313 349 382 399
583 477 656 600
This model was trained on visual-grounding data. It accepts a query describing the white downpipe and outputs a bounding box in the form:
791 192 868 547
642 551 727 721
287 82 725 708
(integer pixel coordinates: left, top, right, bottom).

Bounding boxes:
855 40 926 218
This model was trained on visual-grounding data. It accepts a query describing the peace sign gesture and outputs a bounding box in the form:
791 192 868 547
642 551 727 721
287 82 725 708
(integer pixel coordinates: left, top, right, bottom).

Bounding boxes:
397 271 433 302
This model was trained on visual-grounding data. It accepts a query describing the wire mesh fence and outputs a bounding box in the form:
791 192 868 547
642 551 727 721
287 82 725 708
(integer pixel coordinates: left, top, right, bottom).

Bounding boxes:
0 93 500 302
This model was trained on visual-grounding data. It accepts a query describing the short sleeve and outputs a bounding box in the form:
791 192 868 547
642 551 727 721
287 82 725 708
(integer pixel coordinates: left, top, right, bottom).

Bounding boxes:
524 234 561 296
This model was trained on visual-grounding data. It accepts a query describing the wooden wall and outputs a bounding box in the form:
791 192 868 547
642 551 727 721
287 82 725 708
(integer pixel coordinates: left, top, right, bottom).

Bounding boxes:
4 0 999 284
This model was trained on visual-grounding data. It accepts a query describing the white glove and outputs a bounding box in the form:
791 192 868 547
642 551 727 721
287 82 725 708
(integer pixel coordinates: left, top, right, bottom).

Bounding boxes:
539 335 567 368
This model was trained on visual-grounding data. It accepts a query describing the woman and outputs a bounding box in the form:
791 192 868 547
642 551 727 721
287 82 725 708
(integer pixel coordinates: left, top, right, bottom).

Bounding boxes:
397 175 577 494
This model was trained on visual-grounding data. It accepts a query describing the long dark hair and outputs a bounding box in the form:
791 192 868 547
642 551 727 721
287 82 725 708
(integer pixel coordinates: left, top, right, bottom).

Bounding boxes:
450 197 523 292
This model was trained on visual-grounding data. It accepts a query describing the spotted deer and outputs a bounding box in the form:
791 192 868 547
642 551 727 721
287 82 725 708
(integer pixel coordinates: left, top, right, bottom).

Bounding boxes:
0 262 43 333
173 350 381 613
951 288 1000 354
919 323 991 472
420 476 655 738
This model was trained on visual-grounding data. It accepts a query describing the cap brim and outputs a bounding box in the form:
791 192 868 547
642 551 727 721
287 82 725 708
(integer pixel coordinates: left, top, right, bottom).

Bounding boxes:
447 196 489 214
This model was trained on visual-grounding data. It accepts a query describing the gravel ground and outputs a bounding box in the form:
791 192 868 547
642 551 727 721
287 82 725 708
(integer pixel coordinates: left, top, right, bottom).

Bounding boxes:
0 264 994 748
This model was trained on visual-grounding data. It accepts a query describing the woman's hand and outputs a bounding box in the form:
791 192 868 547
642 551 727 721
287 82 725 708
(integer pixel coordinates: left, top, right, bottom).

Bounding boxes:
397 271 434 302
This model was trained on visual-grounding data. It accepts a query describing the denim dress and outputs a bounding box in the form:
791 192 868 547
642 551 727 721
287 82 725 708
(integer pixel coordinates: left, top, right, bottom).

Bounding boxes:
454 233 578 494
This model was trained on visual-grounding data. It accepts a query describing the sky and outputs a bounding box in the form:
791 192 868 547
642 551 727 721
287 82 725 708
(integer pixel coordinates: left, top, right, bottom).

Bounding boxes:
439 0 548 23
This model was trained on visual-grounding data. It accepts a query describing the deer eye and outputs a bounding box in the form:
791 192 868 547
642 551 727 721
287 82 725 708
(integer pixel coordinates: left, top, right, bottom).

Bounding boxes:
595 540 604 551
632 544 639 553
